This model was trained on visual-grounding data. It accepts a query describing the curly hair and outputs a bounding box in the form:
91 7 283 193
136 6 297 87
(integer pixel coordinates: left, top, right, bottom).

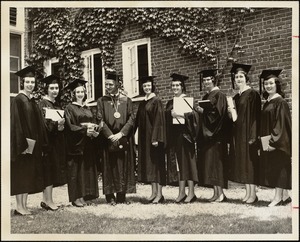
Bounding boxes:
262 77 285 99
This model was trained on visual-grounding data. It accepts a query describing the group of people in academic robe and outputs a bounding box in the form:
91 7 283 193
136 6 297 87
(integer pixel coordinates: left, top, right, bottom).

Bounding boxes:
10 62 292 215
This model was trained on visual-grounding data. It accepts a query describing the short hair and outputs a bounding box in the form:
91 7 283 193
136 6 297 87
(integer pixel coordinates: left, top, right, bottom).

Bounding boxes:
262 77 285 99
71 86 87 102
20 76 38 91
44 79 61 94
140 81 156 95
171 80 186 93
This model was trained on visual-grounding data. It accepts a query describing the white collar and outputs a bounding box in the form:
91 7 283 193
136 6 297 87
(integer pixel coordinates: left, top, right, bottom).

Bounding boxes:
209 86 219 93
239 85 251 95
43 96 55 103
145 92 156 101
72 101 85 107
267 93 281 102
174 93 187 98
19 90 33 99
109 91 120 98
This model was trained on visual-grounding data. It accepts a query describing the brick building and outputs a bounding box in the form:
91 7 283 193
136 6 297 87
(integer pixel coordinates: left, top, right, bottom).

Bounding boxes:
9 7 293 111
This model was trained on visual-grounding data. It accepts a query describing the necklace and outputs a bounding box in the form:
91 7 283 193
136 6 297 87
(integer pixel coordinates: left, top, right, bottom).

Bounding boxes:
110 95 121 119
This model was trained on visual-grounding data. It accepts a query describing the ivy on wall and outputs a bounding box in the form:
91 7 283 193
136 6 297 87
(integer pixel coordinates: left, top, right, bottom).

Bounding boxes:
27 7 254 102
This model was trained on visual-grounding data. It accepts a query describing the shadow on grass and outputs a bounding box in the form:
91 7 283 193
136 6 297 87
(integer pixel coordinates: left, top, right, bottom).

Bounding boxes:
10 209 292 234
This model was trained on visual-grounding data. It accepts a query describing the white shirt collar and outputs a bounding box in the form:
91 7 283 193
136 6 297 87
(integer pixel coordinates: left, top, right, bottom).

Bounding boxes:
267 93 281 102
19 90 33 99
210 86 220 93
145 92 156 101
239 85 251 95
109 90 120 98
72 101 85 107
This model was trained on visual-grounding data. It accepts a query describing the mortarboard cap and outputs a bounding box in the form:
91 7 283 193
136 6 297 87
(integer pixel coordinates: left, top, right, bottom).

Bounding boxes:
138 75 157 85
40 74 62 85
230 63 252 89
259 69 282 80
198 69 218 91
14 66 38 78
106 72 120 82
170 73 189 82
230 63 252 74
64 78 87 91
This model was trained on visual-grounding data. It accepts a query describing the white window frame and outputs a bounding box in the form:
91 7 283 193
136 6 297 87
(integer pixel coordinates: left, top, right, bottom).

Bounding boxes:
10 7 25 97
122 38 152 100
44 57 59 76
81 48 105 103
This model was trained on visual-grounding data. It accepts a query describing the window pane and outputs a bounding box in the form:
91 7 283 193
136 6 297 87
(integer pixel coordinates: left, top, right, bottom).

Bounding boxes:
94 53 103 99
10 34 21 56
10 57 19 71
10 7 17 26
137 44 148 77
10 73 19 93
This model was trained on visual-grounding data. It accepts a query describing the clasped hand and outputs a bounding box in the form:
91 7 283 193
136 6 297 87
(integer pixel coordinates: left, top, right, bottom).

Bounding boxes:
87 129 99 138
108 132 123 142
171 110 184 118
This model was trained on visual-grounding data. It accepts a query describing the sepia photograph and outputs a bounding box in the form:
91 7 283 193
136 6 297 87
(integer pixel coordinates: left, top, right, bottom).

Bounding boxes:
1 1 299 241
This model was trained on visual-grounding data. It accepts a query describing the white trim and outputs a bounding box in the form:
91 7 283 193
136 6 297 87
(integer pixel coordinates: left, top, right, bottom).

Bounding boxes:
44 57 59 75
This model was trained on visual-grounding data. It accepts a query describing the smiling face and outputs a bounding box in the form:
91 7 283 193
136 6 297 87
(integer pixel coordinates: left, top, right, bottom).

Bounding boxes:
142 81 152 95
105 79 118 95
202 76 215 91
264 77 277 95
73 86 85 102
23 77 35 94
234 71 247 90
47 83 59 99
171 81 183 96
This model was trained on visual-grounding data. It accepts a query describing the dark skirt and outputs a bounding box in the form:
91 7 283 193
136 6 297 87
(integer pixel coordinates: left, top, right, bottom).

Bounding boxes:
259 149 291 189
11 154 44 195
198 141 228 188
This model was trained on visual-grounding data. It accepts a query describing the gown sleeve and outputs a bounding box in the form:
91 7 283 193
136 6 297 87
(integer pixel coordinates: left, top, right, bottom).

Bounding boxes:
10 98 28 162
269 100 291 156
97 97 113 138
120 97 135 136
151 98 166 144
248 91 261 145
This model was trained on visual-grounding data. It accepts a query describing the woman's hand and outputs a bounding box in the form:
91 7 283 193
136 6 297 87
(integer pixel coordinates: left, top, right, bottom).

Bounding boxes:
267 145 276 152
195 106 203 113
57 118 65 125
171 110 184 118
152 141 158 147
91 130 99 138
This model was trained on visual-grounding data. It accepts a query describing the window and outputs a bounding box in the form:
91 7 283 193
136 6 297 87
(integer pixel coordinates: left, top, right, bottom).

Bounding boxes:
10 7 25 96
81 49 105 103
122 38 152 99
10 34 21 93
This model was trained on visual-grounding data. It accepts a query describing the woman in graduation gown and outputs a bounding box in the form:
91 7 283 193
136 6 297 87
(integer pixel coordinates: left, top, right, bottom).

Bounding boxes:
64 79 100 207
97 72 136 205
165 73 199 203
11 66 48 215
197 69 229 202
227 63 261 204
135 76 167 204
38 75 67 211
259 69 291 207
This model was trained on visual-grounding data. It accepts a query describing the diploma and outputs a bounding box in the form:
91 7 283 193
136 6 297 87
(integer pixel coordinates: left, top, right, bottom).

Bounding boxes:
45 108 64 121
261 135 271 151
227 97 237 122
25 138 36 154
198 100 213 110
173 97 194 124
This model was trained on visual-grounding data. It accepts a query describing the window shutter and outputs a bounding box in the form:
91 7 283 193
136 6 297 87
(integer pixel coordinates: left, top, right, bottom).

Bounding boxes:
10 7 17 26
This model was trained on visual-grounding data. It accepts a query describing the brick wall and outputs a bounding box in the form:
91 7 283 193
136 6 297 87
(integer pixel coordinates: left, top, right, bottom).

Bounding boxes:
113 8 293 111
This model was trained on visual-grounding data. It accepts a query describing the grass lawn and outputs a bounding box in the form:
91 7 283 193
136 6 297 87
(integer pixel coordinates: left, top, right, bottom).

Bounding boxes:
8 182 294 237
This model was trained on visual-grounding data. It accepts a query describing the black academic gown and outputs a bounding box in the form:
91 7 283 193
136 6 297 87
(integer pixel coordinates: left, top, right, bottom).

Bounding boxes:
65 103 99 202
135 95 167 185
229 88 261 185
165 97 198 185
97 94 136 195
39 98 67 187
259 96 291 189
11 92 47 195
197 89 229 188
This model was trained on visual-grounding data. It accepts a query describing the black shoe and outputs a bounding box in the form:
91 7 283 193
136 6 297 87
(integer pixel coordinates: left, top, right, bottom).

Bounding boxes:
185 195 197 203
153 196 164 204
109 199 117 206
282 197 292 205
41 202 58 211
268 199 283 207
146 197 156 204
14 210 25 216
214 194 227 203
72 201 84 207
175 195 187 203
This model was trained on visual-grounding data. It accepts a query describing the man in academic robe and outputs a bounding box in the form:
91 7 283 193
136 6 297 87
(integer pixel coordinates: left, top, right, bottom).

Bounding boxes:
97 72 136 205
